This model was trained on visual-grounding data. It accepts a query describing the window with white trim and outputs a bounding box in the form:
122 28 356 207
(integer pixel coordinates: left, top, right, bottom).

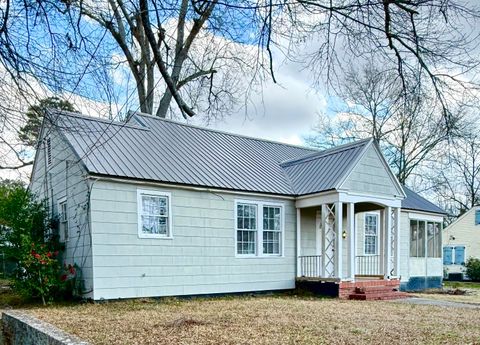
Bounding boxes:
59 200 68 242
236 203 257 255
235 200 283 256
137 190 172 238
364 213 378 255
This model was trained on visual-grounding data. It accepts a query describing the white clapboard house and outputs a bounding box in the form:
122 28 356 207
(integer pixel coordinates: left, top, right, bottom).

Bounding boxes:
443 206 480 280
30 110 446 300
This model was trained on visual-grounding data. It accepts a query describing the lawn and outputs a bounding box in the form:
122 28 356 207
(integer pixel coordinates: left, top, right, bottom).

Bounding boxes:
26 295 480 345
411 281 480 305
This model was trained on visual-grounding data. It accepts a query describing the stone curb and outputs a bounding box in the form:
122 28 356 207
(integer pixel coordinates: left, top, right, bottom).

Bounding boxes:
2 310 89 345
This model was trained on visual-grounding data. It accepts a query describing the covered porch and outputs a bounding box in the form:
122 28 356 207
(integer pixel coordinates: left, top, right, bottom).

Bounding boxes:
295 191 404 299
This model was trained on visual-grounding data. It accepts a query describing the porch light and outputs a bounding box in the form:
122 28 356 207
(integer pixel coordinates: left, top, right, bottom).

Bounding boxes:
342 230 347 239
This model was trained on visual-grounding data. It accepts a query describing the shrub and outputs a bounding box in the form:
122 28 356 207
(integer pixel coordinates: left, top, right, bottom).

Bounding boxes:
14 240 62 305
0 179 69 304
465 258 480 282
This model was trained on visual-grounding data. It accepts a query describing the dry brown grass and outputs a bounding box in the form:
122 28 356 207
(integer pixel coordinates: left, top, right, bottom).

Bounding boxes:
26 295 480 345
412 288 480 305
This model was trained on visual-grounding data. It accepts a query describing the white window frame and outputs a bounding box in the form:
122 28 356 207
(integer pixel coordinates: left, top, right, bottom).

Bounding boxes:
363 213 379 255
57 197 68 243
234 199 285 258
137 189 173 239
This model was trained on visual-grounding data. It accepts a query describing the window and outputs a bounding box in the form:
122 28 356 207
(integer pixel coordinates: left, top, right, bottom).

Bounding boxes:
235 200 283 257
58 200 68 242
364 214 378 255
263 206 281 255
237 203 257 255
475 210 480 225
137 190 172 238
46 137 52 166
410 219 442 258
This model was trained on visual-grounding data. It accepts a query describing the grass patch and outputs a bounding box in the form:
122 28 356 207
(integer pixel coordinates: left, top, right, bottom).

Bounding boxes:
26 295 480 345
444 281 480 290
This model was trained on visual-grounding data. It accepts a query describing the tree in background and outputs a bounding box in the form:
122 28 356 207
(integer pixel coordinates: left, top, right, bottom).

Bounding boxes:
305 63 450 185
18 97 76 147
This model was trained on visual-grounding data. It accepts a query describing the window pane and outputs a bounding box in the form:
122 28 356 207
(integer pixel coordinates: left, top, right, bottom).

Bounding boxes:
237 230 256 254
435 223 442 258
418 221 426 257
410 220 418 257
263 230 280 254
141 215 168 235
263 206 281 231
364 214 378 254
476 210 480 225
427 222 435 257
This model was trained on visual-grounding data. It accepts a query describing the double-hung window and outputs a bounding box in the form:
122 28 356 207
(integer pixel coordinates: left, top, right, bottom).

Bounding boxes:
364 213 378 255
58 199 68 242
137 189 172 238
236 200 283 257
475 210 480 225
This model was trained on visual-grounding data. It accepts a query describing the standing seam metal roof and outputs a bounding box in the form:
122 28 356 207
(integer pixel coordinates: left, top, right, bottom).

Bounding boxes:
48 110 444 215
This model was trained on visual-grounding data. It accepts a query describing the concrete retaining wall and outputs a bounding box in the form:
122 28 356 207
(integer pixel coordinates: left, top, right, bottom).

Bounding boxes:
2 311 88 345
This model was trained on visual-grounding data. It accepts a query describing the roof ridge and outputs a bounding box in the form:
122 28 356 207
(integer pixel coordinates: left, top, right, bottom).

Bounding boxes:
48 109 149 131
131 111 318 153
280 138 372 167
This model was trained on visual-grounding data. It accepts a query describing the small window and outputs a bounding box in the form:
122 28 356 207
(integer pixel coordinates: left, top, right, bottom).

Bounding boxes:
137 190 172 238
46 137 52 166
364 214 378 255
475 210 480 225
59 200 68 242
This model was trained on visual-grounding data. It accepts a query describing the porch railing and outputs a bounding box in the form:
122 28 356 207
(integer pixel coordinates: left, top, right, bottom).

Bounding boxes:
355 255 381 276
298 255 322 277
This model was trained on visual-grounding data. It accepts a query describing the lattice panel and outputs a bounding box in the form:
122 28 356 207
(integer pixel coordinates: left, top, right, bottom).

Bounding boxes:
389 208 397 276
324 203 336 278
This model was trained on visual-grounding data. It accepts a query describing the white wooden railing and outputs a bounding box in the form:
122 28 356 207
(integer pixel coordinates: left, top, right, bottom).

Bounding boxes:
298 255 322 277
355 255 381 276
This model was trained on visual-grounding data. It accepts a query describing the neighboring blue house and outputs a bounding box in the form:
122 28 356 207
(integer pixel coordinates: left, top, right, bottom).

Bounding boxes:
30 110 446 300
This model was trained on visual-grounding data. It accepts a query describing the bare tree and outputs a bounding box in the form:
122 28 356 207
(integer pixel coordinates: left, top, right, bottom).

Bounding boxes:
430 133 480 215
306 63 449 184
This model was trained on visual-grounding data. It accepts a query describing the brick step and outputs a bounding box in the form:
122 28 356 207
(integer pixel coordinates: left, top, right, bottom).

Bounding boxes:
355 286 400 294
349 291 408 301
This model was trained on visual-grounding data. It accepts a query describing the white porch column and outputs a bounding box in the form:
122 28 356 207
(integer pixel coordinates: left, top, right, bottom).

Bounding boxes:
384 206 392 279
394 207 401 277
347 202 355 280
296 208 301 277
321 204 328 277
335 202 343 279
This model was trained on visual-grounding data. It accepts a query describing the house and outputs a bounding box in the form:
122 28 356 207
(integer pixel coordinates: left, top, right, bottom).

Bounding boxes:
443 206 480 280
29 110 446 300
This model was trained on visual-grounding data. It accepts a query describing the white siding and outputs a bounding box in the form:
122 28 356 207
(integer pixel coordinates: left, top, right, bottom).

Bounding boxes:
90 180 297 300
30 126 94 298
300 207 317 256
342 145 401 197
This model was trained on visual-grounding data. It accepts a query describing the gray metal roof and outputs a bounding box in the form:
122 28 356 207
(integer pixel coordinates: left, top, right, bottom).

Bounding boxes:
48 110 445 215
280 139 371 195
52 111 318 195
402 186 446 215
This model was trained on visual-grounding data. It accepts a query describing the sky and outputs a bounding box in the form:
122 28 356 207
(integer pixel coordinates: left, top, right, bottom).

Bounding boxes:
190 67 329 146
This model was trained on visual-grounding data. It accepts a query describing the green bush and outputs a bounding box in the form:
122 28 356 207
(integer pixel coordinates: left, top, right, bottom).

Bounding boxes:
0 179 69 304
465 257 480 282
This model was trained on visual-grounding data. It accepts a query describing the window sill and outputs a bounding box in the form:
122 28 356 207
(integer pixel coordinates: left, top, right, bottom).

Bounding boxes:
138 234 173 240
